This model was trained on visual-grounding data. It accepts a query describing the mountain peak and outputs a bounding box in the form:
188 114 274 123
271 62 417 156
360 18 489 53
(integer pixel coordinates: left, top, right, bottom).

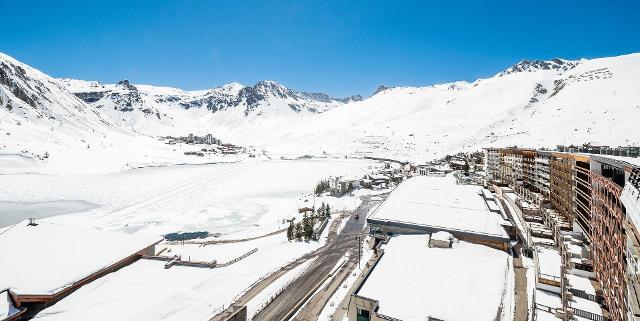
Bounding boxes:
116 79 137 91
252 80 295 98
298 92 364 104
498 58 579 76
372 85 390 96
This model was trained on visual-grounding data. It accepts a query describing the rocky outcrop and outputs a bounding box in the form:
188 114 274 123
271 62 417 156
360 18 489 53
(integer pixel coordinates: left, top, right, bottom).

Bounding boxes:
499 58 580 76
372 85 390 96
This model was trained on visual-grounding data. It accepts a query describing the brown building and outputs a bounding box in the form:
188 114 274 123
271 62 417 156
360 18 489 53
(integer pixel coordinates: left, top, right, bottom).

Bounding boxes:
484 147 640 320
591 156 634 321
550 154 575 224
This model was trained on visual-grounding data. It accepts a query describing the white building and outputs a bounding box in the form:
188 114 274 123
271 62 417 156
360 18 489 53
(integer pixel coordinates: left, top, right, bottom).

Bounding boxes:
349 234 513 321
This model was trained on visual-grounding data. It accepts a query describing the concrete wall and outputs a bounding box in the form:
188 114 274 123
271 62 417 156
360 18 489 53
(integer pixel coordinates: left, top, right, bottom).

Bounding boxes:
222 305 247 321
368 219 510 251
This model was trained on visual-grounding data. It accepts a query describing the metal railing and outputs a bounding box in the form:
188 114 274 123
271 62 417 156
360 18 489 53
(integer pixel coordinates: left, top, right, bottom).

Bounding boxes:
568 288 598 302
571 307 610 321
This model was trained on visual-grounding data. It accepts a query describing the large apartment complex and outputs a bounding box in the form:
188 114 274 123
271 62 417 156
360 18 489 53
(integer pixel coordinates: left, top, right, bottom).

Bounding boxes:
485 147 640 321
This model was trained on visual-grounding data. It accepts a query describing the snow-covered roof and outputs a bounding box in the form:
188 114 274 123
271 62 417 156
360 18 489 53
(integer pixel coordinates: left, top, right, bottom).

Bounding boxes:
369 175 508 239
0 290 21 320
430 231 453 242
33 231 324 321
486 199 501 212
536 245 561 280
0 220 160 295
480 188 495 200
368 174 388 180
601 155 640 168
357 235 511 320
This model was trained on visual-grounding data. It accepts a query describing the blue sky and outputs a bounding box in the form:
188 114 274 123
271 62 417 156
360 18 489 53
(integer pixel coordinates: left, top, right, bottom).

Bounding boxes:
1 1 639 97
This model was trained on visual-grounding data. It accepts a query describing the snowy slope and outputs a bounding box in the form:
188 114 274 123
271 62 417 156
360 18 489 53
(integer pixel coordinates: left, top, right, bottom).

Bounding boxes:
0 53 252 174
260 54 640 161
1 52 639 173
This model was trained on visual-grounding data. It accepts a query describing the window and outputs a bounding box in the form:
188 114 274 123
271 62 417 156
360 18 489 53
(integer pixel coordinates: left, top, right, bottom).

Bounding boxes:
357 308 371 321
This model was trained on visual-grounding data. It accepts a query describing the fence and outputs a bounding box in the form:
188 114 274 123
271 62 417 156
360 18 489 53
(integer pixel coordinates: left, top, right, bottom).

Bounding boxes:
218 248 258 267
143 247 258 269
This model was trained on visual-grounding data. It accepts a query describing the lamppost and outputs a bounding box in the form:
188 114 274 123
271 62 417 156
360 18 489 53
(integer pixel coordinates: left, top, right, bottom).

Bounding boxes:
356 235 361 269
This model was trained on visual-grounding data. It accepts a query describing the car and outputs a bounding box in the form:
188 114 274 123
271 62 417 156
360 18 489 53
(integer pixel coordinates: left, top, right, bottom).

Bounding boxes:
354 213 360 219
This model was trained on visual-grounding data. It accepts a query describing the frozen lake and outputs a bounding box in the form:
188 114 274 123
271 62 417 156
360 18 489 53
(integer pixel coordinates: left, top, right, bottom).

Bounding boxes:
0 159 375 237
0 200 98 228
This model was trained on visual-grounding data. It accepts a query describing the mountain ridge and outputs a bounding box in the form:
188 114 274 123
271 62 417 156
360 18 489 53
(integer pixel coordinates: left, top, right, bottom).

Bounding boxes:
1 51 639 174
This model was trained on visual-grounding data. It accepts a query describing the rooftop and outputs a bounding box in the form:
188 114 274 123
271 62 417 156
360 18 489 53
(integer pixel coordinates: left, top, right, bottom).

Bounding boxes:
33 260 236 321
1 290 21 320
368 175 508 239
357 235 512 321
0 220 160 296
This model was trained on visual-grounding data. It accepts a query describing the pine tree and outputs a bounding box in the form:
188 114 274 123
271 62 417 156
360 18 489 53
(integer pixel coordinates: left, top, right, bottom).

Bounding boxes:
303 214 314 241
325 204 331 217
287 221 294 241
295 222 303 240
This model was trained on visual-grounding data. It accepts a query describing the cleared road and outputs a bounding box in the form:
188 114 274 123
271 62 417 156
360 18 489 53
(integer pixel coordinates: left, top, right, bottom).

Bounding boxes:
253 196 380 321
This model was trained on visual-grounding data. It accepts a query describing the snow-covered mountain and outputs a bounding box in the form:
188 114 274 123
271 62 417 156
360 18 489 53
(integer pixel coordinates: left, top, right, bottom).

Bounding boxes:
1 51 639 174
497 58 580 76
61 78 358 118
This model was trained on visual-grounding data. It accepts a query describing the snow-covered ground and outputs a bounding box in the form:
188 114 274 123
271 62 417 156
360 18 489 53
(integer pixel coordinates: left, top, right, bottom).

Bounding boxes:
163 229 321 265
0 159 374 238
33 230 325 321
0 158 380 321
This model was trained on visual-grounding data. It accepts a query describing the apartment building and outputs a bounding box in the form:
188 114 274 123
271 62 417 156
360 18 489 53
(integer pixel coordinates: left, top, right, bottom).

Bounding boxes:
549 154 574 224
522 149 537 189
590 156 628 321
622 167 640 320
484 147 501 182
534 151 552 197
500 148 523 185
484 147 640 321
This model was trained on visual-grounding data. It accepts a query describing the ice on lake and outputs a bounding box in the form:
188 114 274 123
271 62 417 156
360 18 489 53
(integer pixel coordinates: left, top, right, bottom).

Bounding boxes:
0 200 98 228
0 159 375 237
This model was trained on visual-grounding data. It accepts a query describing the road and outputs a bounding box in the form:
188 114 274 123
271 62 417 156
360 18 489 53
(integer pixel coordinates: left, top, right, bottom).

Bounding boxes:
252 196 380 321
